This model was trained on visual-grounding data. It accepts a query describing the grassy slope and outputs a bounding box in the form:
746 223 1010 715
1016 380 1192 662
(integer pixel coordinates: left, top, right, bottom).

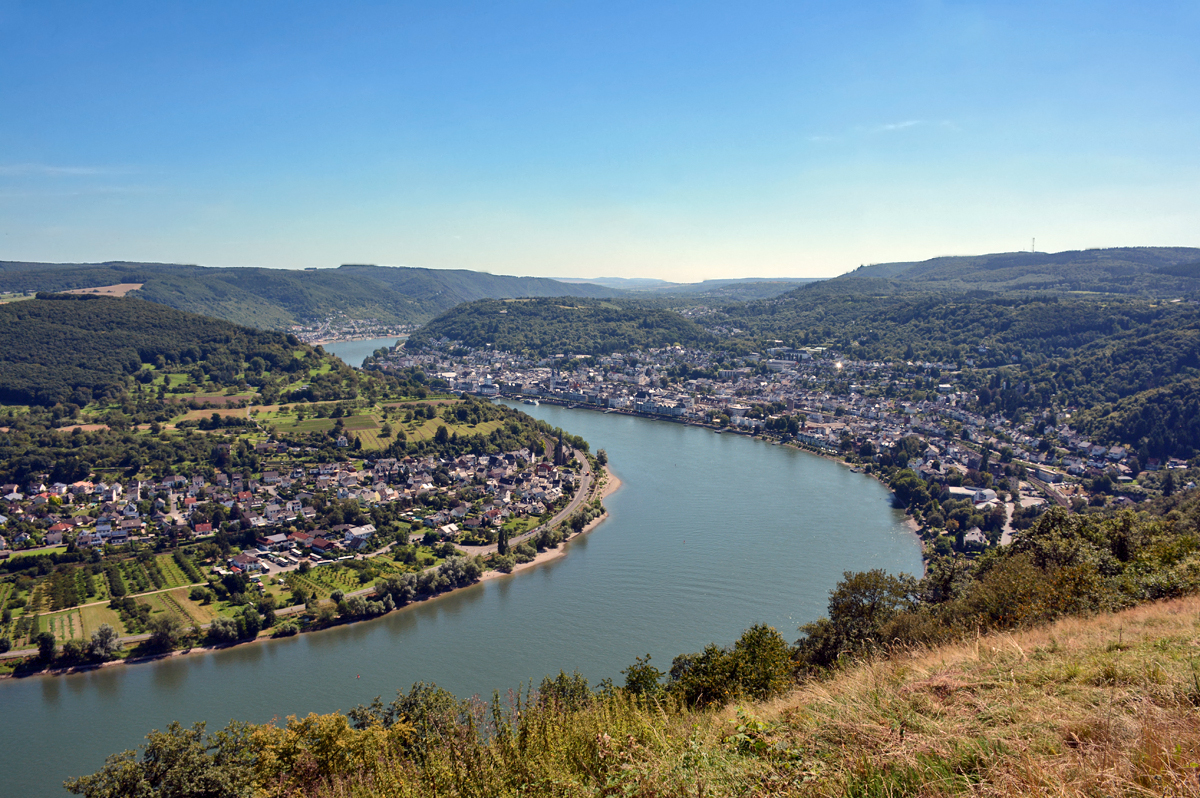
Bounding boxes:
735 596 1200 796
304 598 1200 797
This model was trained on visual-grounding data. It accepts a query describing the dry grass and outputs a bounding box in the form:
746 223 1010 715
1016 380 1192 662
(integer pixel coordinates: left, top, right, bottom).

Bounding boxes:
297 600 1200 797
64 283 144 297
729 596 1200 796
176 407 248 421
169 587 219 624
79 602 124 636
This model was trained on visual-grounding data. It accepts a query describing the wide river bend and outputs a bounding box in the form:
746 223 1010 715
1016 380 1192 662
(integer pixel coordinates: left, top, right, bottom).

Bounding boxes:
0 402 921 796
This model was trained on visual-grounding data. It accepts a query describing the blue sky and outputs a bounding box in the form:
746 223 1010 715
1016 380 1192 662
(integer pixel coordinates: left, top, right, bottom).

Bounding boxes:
1 1 1196 281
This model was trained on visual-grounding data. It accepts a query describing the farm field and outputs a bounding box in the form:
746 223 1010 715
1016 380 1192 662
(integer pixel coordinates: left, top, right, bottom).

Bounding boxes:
175 407 248 422
402 417 503 442
64 283 143 297
79 603 124 636
38 608 85 641
6 545 68 561
259 400 505 451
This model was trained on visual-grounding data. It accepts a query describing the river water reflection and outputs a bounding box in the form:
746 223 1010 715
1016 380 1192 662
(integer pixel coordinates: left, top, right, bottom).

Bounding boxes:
0 402 921 796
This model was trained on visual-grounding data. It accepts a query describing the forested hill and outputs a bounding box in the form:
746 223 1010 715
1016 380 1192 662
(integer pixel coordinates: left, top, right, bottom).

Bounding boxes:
0 261 620 330
0 294 353 407
786 246 1200 298
405 298 717 356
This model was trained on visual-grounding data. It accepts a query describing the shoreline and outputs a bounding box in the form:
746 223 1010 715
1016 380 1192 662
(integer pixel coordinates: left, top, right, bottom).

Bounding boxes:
510 396 925 555
309 334 407 347
479 464 622 583
2 464 623 682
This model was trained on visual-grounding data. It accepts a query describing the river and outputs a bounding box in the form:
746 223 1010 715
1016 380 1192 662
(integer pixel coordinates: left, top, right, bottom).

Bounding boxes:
0 402 921 796
321 337 403 368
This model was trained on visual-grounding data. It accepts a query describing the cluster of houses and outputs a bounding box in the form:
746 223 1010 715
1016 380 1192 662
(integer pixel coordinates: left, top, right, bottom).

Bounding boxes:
377 340 1193 523
289 315 416 345
0 445 579 566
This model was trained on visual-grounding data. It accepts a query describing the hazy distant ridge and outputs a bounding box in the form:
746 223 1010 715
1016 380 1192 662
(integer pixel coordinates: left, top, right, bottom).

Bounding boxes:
0 260 621 330
791 247 1200 297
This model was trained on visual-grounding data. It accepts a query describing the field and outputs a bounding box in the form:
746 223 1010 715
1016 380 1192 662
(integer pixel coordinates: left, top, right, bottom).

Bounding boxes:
401 417 504 442
259 400 506 451
38 603 125 639
170 393 251 406
39 608 86 640
79 603 124 635
155 553 198 588
5 545 68 561
175 407 248 422
64 283 144 297
169 587 220 624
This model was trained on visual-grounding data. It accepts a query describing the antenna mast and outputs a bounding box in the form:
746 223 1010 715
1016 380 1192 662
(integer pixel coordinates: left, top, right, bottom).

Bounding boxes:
1031 238 1035 253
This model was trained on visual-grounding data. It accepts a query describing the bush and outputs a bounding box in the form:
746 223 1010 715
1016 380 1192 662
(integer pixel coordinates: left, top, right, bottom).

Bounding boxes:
61 638 88 663
206 616 239 644
146 615 184 651
35 630 55 661
89 624 122 660
271 621 298 638
513 542 536 564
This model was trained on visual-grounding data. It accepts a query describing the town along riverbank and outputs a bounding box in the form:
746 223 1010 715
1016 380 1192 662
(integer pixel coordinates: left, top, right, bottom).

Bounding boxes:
1 461 622 682
0 408 917 798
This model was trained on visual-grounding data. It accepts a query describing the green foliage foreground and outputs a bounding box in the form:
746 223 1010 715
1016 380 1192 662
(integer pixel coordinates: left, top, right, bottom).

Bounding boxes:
67 490 1200 797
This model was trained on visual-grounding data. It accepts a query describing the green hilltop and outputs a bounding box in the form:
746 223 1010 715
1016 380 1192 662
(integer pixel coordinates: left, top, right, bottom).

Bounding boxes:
406 297 718 356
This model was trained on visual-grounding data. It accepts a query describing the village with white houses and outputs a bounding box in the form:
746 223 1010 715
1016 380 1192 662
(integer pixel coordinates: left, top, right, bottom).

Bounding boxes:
0 446 580 571
371 338 1196 554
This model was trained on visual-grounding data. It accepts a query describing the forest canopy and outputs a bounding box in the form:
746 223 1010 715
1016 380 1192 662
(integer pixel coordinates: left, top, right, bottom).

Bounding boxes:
0 294 333 406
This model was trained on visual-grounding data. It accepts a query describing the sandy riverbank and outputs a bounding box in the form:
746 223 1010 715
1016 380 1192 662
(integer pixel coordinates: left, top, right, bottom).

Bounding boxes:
479 464 621 582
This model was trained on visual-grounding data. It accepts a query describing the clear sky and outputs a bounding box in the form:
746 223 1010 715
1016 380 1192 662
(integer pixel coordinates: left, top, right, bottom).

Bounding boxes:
1 1 1197 281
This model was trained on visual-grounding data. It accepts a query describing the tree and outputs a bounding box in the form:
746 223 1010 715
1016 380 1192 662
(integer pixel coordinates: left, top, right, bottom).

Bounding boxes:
596 449 608 466
146 615 184 651
622 653 664 696
207 616 239 644
62 638 88 662
239 605 262 638
669 644 734 707
64 720 256 798
795 570 918 668
730 624 793 700
89 623 122 660
35 630 56 661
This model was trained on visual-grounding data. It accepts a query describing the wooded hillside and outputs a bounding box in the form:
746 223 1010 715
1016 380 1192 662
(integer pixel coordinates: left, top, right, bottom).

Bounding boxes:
406 297 717 355
0 261 620 330
790 246 1200 297
0 294 349 407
